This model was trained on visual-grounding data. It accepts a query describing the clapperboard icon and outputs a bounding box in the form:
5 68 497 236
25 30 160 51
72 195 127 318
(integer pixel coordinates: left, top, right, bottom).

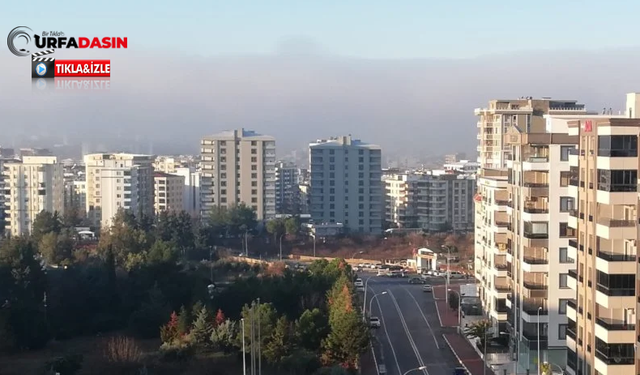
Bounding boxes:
31 49 56 78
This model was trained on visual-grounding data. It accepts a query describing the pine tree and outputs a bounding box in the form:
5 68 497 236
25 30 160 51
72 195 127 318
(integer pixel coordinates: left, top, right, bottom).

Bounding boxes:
177 306 191 336
190 306 212 347
264 316 292 365
160 311 179 344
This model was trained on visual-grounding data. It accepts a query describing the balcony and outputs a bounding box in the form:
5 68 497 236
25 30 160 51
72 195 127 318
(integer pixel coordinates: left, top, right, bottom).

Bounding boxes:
568 239 578 249
567 299 577 321
596 251 637 274
595 283 636 309
523 156 550 171
522 254 548 273
523 281 547 290
596 284 635 297
596 317 635 331
594 348 634 374
523 231 548 240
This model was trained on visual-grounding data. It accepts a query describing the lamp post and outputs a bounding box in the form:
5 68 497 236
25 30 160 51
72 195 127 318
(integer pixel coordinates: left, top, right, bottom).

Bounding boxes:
368 291 388 318
442 245 451 304
537 306 543 375
279 233 285 261
448 289 465 333
351 250 364 259
241 318 246 375
310 232 316 257
402 366 427 375
362 277 372 322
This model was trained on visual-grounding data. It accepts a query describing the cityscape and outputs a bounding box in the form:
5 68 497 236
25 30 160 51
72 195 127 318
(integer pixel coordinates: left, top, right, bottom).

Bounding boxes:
4 2 640 375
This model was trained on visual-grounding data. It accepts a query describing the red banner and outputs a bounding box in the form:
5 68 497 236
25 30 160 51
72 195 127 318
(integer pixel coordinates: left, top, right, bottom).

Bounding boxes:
54 60 110 77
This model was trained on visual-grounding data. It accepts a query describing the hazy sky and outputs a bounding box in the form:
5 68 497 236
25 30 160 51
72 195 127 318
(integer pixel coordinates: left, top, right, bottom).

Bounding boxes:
3 2 640 159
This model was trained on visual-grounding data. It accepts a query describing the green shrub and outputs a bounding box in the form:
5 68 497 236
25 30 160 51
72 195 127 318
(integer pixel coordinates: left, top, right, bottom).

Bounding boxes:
44 354 83 375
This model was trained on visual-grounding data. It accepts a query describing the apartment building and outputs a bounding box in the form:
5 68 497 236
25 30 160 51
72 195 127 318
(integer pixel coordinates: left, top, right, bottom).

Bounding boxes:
384 171 476 232
175 167 200 215
84 153 155 227
443 159 480 174
504 117 584 371
275 161 302 214
309 135 383 234
475 98 588 348
564 114 640 375
2 156 64 236
200 129 276 220
153 172 185 214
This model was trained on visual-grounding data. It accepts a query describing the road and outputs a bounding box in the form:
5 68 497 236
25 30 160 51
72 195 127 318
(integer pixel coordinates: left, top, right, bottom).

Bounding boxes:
362 275 465 375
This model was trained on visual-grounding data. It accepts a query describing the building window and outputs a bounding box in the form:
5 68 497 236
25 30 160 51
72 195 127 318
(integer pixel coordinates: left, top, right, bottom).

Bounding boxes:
559 247 573 263
597 169 637 192
559 197 573 212
559 274 569 288
598 135 638 157
559 222 574 238
559 299 569 314
558 324 567 340
560 146 573 161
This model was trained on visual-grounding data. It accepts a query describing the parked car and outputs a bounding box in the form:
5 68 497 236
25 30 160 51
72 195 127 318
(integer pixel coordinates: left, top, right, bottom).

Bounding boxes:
354 278 364 287
423 284 433 292
408 277 425 284
369 316 381 328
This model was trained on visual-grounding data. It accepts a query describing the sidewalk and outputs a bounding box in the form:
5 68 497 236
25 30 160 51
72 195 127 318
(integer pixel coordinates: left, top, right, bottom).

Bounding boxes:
433 284 460 327
443 333 493 375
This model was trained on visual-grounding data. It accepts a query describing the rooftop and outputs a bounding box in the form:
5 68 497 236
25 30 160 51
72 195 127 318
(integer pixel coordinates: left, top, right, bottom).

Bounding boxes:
310 135 380 149
204 128 275 140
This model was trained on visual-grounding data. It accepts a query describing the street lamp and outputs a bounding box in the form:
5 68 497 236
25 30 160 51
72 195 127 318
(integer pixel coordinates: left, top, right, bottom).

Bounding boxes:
351 250 364 259
537 306 543 375
241 318 246 375
309 232 316 257
279 233 285 261
403 366 427 375
368 291 388 319
448 288 466 333
362 277 372 321
442 245 451 304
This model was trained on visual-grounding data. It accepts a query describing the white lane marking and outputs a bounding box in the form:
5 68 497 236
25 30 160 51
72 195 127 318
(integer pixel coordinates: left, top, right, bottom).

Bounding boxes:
386 289 429 375
401 287 441 349
368 285 402 375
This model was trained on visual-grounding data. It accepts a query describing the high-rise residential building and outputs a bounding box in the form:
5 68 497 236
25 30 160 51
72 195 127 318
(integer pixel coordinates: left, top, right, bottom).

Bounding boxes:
309 135 383 234
443 159 480 174
153 172 185 214
474 98 588 371
2 156 64 236
84 153 155 227
275 161 302 214
564 112 640 375
200 129 276 220
504 116 587 372
154 156 179 173
383 171 476 232
175 167 200 215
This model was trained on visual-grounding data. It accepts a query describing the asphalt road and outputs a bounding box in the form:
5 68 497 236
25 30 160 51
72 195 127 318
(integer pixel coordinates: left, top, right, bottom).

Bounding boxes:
362 275 464 375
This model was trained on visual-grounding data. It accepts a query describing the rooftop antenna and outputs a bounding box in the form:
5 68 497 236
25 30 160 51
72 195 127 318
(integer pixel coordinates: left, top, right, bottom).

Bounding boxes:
602 107 606 115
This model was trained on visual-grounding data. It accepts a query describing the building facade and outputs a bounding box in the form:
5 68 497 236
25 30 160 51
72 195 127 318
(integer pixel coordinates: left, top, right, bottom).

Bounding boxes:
309 135 383 234
2 156 64 236
384 171 476 232
565 115 640 375
153 172 185 214
275 161 302 214
505 118 581 371
84 153 155 228
175 167 200 215
474 98 588 362
200 129 276 220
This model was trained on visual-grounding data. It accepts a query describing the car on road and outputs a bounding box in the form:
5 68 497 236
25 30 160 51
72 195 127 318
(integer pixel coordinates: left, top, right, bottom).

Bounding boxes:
408 277 425 284
369 316 381 328
376 270 388 277
356 286 365 292
354 278 364 287
423 284 433 292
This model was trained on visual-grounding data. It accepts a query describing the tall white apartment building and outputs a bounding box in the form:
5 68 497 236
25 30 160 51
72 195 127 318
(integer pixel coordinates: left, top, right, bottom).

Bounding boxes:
200 129 276 220
309 135 383 234
153 172 185 214
84 153 155 227
2 156 64 236
474 98 588 368
275 161 302 215
384 171 476 232
175 167 200 215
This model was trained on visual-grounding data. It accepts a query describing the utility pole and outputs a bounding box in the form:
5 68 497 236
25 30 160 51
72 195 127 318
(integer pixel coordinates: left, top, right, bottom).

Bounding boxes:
250 302 255 375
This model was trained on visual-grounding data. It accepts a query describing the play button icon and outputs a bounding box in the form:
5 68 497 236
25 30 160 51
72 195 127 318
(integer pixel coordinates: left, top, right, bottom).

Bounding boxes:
35 62 47 76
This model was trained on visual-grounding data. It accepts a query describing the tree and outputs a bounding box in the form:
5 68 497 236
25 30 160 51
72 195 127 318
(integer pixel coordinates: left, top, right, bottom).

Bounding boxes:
237 302 277 354
177 305 191 336
160 311 180 344
295 308 329 351
448 291 459 310
266 219 286 243
214 309 225 327
227 203 257 236
463 319 492 346
264 316 293 364
322 274 369 369
31 211 62 244
147 240 178 265
284 217 300 236
210 319 236 353
98 209 152 267
38 230 75 266
190 306 212 347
